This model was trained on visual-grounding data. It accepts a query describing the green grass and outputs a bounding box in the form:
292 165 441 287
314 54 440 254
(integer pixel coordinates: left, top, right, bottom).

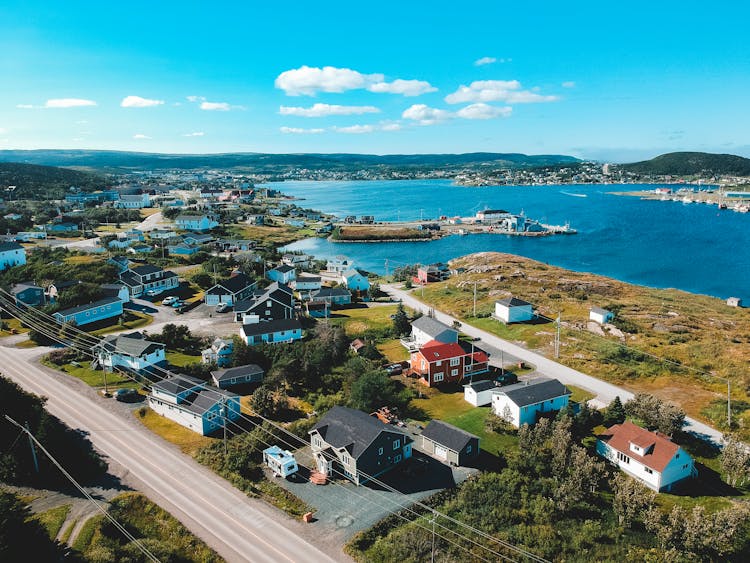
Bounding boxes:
15 339 39 348
59 517 78 544
0 317 30 335
90 311 153 336
54 362 136 389
72 515 102 552
33 504 71 539
470 316 555 349
328 304 401 336
568 384 596 404
166 351 202 368
135 407 215 455
377 339 411 362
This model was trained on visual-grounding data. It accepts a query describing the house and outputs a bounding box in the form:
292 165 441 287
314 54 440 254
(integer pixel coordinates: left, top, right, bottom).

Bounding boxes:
309 406 413 485
127 243 152 255
291 273 321 294
263 446 298 478
201 337 234 367
476 209 511 222
245 214 265 225
11 282 45 307
114 193 151 209
100 283 131 303
232 282 295 323
94 332 166 373
305 301 330 318
119 264 180 298
182 233 214 246
210 364 264 389
167 243 200 256
727 297 742 308
309 287 351 307
590 306 615 324
45 222 78 233
420 420 479 466
282 253 313 269
349 338 366 355
216 239 255 252
326 255 352 274
409 340 489 386
405 316 459 351
108 255 131 274
174 214 219 232
491 378 572 428
267 264 296 285
494 297 534 324
47 280 81 303
148 229 177 240
284 218 304 228
53 297 123 327
416 263 450 284
0 241 26 270
463 379 497 407
148 375 241 436
596 420 697 492
204 273 257 306
108 238 133 250
341 269 370 294
240 318 303 345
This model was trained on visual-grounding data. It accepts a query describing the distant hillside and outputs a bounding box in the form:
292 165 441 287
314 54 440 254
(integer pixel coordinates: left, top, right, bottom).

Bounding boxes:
0 149 580 172
0 162 106 199
621 152 750 176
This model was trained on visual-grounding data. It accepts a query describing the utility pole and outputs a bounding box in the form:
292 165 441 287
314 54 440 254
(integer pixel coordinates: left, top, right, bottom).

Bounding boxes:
554 314 561 359
727 379 732 428
431 512 436 563
25 421 39 474
473 281 477 317
220 400 228 458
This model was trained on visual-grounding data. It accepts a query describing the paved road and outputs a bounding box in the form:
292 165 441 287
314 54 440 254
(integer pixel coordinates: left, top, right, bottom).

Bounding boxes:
0 346 340 563
383 283 725 445
135 211 164 232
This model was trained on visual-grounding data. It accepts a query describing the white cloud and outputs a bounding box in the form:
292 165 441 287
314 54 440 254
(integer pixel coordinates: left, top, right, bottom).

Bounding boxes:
279 126 325 134
562 81 576 88
380 122 402 131
16 104 35 109
279 103 380 117
44 98 97 108
445 80 558 104
275 65 383 96
121 95 164 108
200 101 231 111
133 134 151 139
186 95 205 103
367 79 437 96
456 103 512 120
474 57 497 66
182 132 205 137
331 124 376 134
401 104 452 125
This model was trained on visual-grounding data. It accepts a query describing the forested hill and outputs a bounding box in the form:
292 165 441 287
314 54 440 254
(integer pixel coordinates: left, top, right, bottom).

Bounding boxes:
0 149 580 172
0 162 106 199
621 152 750 176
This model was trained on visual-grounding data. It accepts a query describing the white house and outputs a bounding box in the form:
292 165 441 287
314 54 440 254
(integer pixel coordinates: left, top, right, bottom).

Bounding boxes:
174 214 219 232
727 297 742 308
341 269 370 293
114 193 151 209
291 273 322 294
596 421 697 492
491 378 572 428
201 337 234 367
0 241 27 270
463 379 497 407
590 306 614 324
148 375 241 436
494 297 534 324
406 316 459 351
94 332 166 373
119 264 179 298
282 253 313 269
326 255 352 274
240 318 303 345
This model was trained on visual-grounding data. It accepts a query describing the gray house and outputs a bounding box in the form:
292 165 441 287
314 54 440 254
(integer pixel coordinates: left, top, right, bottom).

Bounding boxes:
420 420 479 466
204 273 257 306
309 406 413 485
210 364 264 389
232 282 295 322
406 316 459 351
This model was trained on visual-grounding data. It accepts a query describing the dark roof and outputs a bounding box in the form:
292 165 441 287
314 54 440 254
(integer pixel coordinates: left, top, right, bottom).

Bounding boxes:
118 271 139 287
411 315 455 337
97 332 164 357
11 281 42 293
273 264 294 274
421 420 478 453
496 296 533 308
241 318 302 337
493 377 571 407
55 296 122 317
0 241 24 252
130 264 162 276
151 374 205 396
51 280 81 290
207 273 254 295
211 364 264 382
183 388 238 415
310 406 409 459
464 380 496 392
311 287 351 298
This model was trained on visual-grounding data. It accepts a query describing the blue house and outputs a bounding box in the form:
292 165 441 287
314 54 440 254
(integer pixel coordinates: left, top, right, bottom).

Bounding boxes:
53 297 123 327
167 243 200 256
0 241 27 270
240 319 303 345
174 214 219 232
11 282 45 307
267 264 296 285
341 269 370 294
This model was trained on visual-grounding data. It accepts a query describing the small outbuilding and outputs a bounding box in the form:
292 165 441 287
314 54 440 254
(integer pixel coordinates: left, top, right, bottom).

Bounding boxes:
727 297 742 308
494 297 534 324
463 379 497 407
263 445 299 478
590 306 614 324
420 420 479 466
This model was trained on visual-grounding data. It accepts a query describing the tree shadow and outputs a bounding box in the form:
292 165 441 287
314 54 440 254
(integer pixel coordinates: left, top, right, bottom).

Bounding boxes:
669 462 741 497
365 452 456 494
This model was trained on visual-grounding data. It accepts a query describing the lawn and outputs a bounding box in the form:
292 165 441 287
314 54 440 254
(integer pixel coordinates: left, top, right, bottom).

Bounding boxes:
568 384 596 404
328 303 402 336
90 311 153 336
54 362 137 389
0 317 30 335
377 339 411 363
33 504 71 539
166 351 202 368
135 408 215 455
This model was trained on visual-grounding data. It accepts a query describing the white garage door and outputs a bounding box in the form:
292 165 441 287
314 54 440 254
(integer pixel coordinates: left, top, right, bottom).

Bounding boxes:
434 445 448 460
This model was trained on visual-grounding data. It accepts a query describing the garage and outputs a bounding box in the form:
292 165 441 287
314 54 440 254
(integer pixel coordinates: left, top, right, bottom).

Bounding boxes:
434 445 448 460
420 420 480 467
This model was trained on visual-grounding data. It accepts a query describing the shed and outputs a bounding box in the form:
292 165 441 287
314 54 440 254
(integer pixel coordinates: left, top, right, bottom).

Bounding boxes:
494 297 534 324
590 306 614 324
463 379 496 407
420 420 479 466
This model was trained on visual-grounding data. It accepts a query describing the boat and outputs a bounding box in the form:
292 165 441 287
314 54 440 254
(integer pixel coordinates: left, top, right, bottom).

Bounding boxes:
561 191 587 198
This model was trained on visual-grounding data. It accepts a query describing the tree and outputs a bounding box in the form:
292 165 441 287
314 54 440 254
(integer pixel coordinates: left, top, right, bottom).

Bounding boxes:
720 437 750 487
348 370 409 412
250 386 276 418
391 303 411 336
603 395 626 426
611 473 656 528
625 393 685 436
0 491 63 562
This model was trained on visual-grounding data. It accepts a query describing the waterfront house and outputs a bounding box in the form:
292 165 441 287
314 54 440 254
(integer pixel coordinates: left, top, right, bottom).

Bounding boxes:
0 241 26 270
174 214 219 232
201 337 234 367
309 406 412 485
463 379 497 407
727 297 742 308
341 269 370 294
590 306 615 324
494 297 534 324
148 375 241 436
404 316 458 352
94 332 166 373
409 340 489 386
282 253 313 269
490 378 571 428
420 420 479 466
267 264 296 285
210 364 264 389
119 264 179 298
240 318 303 345
596 421 696 492
232 282 295 323
204 273 257 306
326 255 352 274
309 286 351 307
53 296 123 327
11 282 45 307
416 263 450 284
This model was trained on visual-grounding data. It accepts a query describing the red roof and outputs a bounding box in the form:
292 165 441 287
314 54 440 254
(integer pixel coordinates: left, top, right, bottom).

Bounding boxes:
598 421 681 472
418 340 489 363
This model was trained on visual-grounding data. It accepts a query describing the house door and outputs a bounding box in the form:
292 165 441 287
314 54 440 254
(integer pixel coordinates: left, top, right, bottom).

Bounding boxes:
434 445 448 460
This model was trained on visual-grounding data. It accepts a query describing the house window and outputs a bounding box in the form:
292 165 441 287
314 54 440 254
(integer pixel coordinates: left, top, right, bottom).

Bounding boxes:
466 445 472 454
465 364 472 372
393 454 402 463
421 360 426 370
393 440 400 450
435 360 442 367
450 358 460 366
451 369 459 377
433 373 444 383
645 467 653 474
378 447 383 455
617 451 631 464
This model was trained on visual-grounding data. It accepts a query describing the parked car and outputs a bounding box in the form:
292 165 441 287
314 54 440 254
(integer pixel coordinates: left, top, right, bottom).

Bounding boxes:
113 388 140 402
216 302 232 313
384 363 403 375
162 296 179 306
495 372 518 386
145 289 163 298
171 299 184 308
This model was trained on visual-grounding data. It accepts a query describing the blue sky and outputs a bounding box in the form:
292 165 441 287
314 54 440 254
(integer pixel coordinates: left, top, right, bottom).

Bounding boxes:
1 1 749 161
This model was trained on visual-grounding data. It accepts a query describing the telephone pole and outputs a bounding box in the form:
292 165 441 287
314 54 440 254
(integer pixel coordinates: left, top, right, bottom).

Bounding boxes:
25 421 39 474
554 314 561 359
473 282 477 317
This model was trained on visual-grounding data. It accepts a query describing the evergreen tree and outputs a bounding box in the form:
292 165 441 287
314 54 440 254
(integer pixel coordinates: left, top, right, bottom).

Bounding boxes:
604 395 626 426
391 302 411 336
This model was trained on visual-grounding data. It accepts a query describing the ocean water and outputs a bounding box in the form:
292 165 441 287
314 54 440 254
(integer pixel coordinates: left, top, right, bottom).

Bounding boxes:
275 180 749 301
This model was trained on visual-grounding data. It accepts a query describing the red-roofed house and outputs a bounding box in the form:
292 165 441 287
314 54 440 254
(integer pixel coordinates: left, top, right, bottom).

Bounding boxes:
596 421 696 492
409 340 489 386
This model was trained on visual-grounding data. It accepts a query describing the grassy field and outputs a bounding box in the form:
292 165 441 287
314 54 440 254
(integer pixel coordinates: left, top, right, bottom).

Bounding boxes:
64 254 100 265
377 339 411 362
328 303 400 336
414 252 750 439
0 317 30 335
33 504 71 539
230 223 315 246
166 351 202 368
567 384 596 404
52 361 137 389
90 311 153 336
71 515 101 552
334 225 431 241
135 408 215 455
